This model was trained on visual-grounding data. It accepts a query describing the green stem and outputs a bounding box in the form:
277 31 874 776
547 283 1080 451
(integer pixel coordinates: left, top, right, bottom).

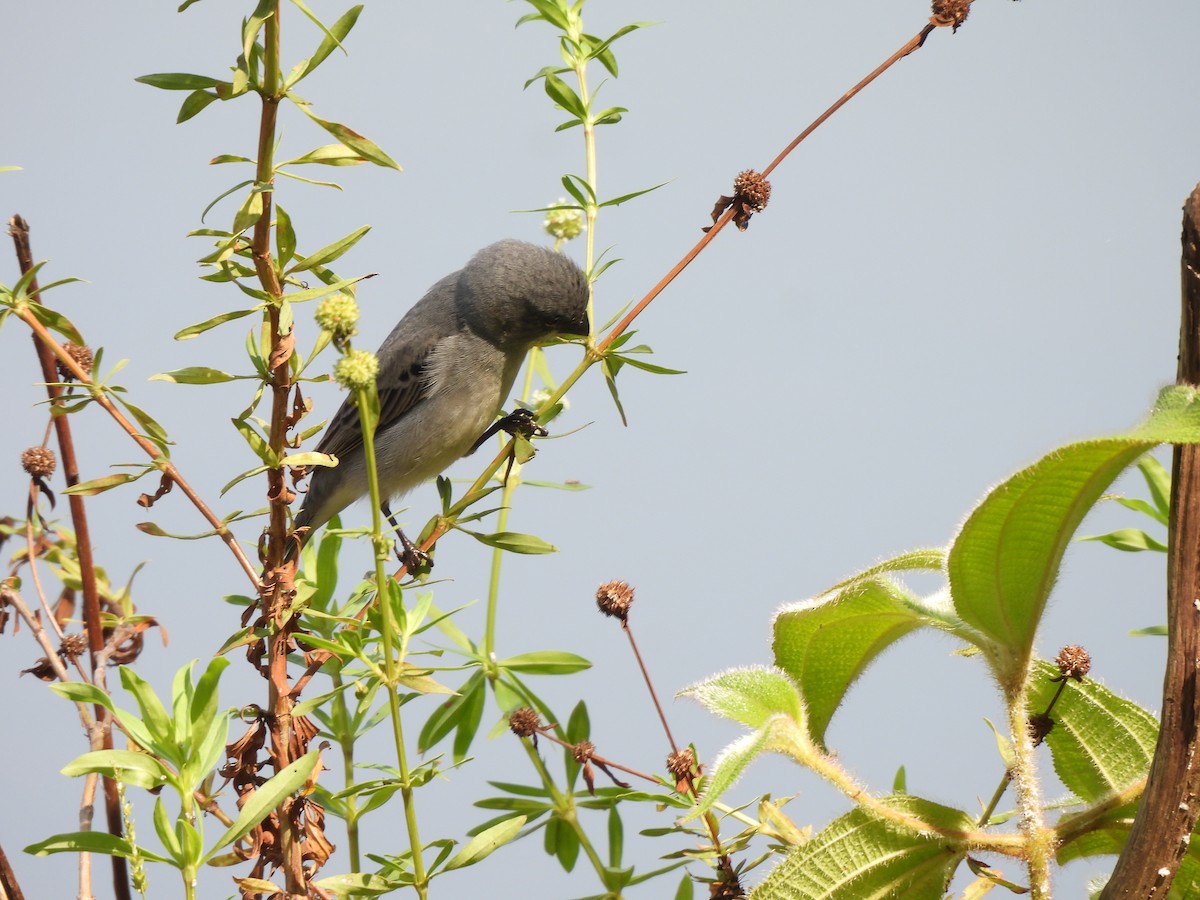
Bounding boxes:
330 669 361 871
481 353 540 664
1005 676 1054 898
358 385 428 898
520 738 612 892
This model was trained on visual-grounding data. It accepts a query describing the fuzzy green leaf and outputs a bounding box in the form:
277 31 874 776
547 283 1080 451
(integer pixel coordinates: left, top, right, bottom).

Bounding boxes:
1029 660 1156 804
949 385 1200 689
772 578 930 745
680 666 804 730
752 798 972 900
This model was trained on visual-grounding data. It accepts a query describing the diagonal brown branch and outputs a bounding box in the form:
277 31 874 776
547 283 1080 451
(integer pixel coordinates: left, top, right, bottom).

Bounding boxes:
3 281 262 588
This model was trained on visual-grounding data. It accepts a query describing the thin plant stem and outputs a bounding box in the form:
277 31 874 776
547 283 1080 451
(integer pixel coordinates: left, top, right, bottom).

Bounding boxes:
621 621 678 753
1005 678 1053 898
519 738 611 886
359 384 428 898
329 669 362 871
481 354 539 665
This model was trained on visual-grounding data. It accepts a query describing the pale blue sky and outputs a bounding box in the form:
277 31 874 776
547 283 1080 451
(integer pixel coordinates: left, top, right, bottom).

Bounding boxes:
4 2 1197 896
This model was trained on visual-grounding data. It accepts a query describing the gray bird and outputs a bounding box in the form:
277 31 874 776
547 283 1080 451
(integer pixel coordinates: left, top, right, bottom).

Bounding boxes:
291 239 590 558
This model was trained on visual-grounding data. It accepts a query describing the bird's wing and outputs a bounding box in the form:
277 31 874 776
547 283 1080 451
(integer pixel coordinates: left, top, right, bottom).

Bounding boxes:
312 332 440 461
311 269 463 462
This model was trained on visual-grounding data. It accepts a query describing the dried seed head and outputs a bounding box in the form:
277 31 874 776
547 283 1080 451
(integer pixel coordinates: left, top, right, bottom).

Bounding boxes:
509 707 541 737
666 747 696 780
930 0 970 31
58 342 94 381
1027 713 1054 746
596 580 634 622
21 446 56 478
733 170 771 213
60 633 88 660
573 740 596 764
1056 644 1091 681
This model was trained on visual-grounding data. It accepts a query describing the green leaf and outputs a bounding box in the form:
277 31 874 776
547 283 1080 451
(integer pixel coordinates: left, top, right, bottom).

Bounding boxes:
151 367 247 384
598 181 669 208
601 356 628 425
135 72 227 90
311 873 395 895
118 399 171 449
772 578 947 745
177 89 219 124
465 530 558 555
27 303 85 345
119 667 175 758
1078 527 1167 553
680 666 804 730
543 74 587 120
560 173 595 208
232 188 265 234
685 724 777 821
205 750 320 859
607 806 624 868
278 144 368 166
1138 453 1172 520
611 353 685 376
61 750 171 791
25 831 172 865
174 307 258 340
1110 495 1170 525
281 273 369 305
1029 660 1157 804
276 204 297 268
286 224 370 274
496 651 591 675
419 671 485 753
136 521 231 540
521 479 591 492
232 417 278 466
49 682 117 712
286 4 363 87
751 798 972 900
949 385 1200 690
442 816 527 872
62 470 153 496
293 102 401 169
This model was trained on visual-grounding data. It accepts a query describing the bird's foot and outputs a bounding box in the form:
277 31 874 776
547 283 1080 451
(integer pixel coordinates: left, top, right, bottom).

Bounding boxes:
469 408 548 454
395 528 432 573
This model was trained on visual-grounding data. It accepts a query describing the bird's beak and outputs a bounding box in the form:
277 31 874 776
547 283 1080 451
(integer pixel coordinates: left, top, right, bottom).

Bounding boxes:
561 308 590 338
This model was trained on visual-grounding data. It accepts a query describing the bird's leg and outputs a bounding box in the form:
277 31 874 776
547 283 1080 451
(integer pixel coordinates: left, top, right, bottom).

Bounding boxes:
381 500 432 572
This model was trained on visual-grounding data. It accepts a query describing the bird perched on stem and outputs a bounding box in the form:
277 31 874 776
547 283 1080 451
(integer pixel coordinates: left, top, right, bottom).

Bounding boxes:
290 239 590 562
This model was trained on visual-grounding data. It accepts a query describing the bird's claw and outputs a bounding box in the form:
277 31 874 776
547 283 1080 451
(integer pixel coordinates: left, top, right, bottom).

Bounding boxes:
395 529 432 573
469 408 548 454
